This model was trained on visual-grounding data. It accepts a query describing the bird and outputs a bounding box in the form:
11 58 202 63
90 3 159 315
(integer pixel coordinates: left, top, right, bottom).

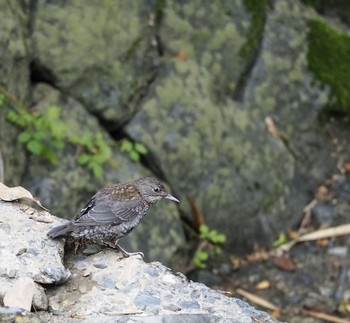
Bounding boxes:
47 177 179 257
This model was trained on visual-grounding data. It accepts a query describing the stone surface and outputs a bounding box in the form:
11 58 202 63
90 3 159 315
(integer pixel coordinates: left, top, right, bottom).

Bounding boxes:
0 200 280 323
0 202 70 284
125 0 336 251
3 277 36 311
0 2 29 185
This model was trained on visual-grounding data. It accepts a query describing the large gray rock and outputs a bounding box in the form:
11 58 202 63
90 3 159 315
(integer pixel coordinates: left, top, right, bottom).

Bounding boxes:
126 0 336 251
0 200 280 323
31 0 159 123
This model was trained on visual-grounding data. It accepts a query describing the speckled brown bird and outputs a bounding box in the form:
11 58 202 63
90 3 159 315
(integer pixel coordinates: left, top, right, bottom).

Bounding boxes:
47 177 179 257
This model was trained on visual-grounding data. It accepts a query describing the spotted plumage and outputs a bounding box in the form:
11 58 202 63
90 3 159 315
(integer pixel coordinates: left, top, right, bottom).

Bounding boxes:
47 177 179 257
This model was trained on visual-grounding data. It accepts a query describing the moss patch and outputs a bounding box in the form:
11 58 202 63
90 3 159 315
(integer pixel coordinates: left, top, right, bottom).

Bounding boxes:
307 19 350 112
240 0 268 60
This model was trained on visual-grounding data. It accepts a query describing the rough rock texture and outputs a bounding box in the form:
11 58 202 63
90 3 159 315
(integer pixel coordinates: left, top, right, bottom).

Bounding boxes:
0 201 280 323
126 0 334 250
1 0 349 262
0 2 29 184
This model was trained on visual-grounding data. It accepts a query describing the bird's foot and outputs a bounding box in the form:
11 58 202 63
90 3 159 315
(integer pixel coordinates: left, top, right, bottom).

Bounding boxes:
114 243 144 258
122 251 144 258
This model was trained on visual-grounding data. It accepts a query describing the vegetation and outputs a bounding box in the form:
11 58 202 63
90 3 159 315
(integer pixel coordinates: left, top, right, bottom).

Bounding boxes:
120 138 147 162
193 224 226 269
307 19 350 113
6 103 112 178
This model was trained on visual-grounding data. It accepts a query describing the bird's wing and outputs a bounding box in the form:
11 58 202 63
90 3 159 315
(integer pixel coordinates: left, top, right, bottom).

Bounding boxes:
73 192 145 227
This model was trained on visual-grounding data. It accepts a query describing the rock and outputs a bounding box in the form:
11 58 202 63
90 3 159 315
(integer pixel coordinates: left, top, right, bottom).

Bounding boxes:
3 277 35 311
32 283 49 311
134 292 161 307
0 202 70 284
0 3 29 186
0 200 279 322
0 307 43 323
177 300 200 309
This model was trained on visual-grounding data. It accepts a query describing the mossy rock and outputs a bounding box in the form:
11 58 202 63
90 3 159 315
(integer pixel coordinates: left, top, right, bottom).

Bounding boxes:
307 19 350 112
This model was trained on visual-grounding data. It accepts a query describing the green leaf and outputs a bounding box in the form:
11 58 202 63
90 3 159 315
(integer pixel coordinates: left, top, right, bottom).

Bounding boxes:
134 143 147 155
90 162 103 178
129 150 140 162
52 139 65 149
33 131 47 140
27 140 44 155
272 232 288 248
199 224 209 236
77 153 91 165
196 251 209 260
92 151 107 164
193 250 209 269
193 259 206 269
120 139 133 152
215 234 226 243
7 110 26 127
18 132 31 143
42 147 58 165
0 94 5 105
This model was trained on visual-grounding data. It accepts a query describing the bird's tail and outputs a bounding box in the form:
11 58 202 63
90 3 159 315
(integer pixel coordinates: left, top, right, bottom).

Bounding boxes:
47 223 73 238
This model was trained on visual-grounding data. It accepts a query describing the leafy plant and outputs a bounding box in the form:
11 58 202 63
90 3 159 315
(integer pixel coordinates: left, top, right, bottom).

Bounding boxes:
74 132 112 178
6 104 112 177
193 224 226 269
7 106 66 164
120 138 147 162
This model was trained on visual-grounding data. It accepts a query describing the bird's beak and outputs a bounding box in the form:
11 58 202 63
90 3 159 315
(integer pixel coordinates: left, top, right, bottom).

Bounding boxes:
164 194 180 203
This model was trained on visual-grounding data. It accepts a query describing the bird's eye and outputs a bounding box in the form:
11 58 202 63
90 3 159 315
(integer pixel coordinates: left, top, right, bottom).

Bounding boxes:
153 187 160 193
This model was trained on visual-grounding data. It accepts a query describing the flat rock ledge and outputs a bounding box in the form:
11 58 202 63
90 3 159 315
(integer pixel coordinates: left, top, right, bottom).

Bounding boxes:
0 201 280 322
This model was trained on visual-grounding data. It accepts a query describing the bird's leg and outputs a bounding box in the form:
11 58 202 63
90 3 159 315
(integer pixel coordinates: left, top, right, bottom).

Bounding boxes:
115 243 144 258
106 239 144 258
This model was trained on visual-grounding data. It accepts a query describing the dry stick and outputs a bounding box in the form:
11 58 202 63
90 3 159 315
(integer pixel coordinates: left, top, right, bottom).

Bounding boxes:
303 309 350 323
236 288 280 311
274 223 350 254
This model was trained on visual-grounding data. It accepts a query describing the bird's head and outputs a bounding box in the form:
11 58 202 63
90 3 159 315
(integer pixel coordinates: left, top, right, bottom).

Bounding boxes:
136 177 180 204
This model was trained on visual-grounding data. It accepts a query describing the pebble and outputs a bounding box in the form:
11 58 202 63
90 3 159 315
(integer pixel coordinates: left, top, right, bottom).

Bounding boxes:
3 277 36 311
32 283 48 311
122 281 140 294
162 272 179 285
134 292 161 307
93 258 108 269
38 265 70 284
16 247 27 256
78 282 89 294
83 270 91 277
8 269 17 278
177 300 200 309
163 303 181 312
95 276 116 289
146 266 160 277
